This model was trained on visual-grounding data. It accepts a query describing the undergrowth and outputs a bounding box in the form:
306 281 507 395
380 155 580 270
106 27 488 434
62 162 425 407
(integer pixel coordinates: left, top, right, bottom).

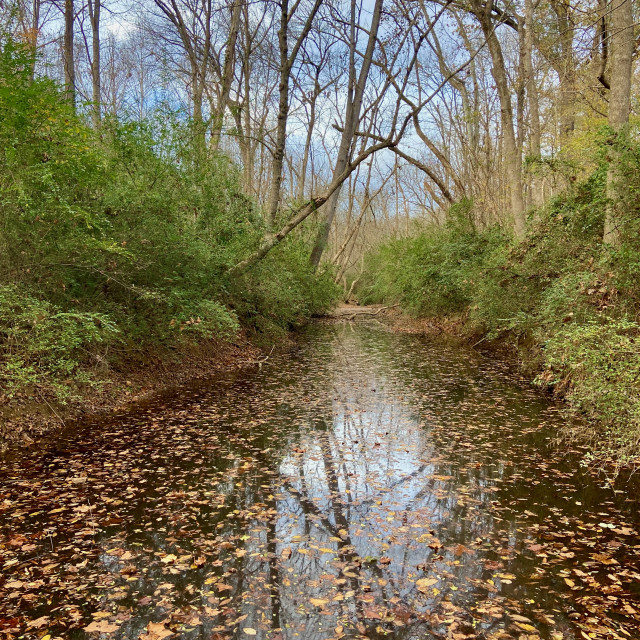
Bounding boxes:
0 39 339 406
359 139 640 463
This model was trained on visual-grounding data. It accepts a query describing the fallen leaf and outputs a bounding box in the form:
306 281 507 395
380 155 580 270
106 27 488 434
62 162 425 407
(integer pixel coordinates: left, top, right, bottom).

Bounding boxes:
84 620 120 633
140 621 174 639
416 577 438 593
310 598 329 607
27 617 50 629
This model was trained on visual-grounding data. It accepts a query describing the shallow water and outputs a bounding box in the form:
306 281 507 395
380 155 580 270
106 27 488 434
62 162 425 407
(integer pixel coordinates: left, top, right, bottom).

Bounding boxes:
1 323 639 640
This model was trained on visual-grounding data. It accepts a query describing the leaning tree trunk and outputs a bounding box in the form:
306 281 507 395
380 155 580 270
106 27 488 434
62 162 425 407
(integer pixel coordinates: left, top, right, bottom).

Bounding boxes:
604 0 634 245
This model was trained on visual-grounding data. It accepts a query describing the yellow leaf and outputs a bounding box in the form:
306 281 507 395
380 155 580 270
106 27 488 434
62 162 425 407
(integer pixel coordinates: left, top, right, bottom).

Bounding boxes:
416 577 438 593
310 598 329 607
84 620 120 633
243 628 257 636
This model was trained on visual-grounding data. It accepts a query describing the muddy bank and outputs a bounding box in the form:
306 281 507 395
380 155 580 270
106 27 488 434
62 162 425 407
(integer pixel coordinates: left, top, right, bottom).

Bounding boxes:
0 336 263 452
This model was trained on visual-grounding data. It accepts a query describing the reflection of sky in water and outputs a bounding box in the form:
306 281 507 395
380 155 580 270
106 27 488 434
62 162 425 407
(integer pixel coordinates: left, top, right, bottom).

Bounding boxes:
1 324 639 640
266 330 507 639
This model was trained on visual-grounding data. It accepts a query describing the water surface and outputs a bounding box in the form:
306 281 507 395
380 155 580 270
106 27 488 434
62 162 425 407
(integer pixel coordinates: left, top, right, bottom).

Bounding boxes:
1 323 639 640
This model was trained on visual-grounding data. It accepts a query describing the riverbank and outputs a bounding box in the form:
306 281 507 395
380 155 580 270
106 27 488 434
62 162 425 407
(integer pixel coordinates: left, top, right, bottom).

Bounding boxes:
0 335 264 452
367 303 638 468
356 179 640 466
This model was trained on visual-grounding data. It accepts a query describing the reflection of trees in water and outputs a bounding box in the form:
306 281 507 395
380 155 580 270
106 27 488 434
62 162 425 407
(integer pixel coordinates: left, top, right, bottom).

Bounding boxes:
4 325 621 640
89 325 529 639
262 385 502 639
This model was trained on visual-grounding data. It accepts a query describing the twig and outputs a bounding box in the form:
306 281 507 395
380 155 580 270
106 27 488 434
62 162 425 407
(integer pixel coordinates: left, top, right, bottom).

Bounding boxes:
37 390 66 427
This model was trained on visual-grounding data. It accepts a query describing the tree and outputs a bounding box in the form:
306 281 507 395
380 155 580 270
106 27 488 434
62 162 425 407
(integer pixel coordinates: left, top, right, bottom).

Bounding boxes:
209 0 241 151
264 0 324 227
604 0 634 245
63 0 75 109
152 0 214 147
87 0 101 128
468 0 525 237
309 0 384 266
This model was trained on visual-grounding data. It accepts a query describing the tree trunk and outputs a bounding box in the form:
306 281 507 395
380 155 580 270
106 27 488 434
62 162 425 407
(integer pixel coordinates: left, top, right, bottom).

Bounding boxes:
309 0 384 267
476 4 526 238
192 75 205 147
265 0 291 227
297 71 320 201
210 0 242 151
20 0 41 79
604 0 634 245
265 0 323 226
549 0 576 140
64 0 75 110
524 0 542 207
88 0 101 129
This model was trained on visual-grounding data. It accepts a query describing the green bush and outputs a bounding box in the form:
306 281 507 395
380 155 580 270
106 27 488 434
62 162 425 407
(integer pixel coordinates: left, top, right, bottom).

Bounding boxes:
359 200 506 317
0 285 118 402
357 137 640 461
539 319 640 459
0 38 339 401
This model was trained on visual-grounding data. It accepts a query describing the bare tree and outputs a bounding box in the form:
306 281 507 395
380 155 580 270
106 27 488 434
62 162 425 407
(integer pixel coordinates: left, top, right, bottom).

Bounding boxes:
604 0 634 245
309 0 384 266
264 0 324 227
468 0 525 237
209 0 242 151
63 0 75 109
87 0 100 128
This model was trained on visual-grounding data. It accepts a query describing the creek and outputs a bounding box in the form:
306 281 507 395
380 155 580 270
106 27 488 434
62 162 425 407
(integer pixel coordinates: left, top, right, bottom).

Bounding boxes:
1 322 639 640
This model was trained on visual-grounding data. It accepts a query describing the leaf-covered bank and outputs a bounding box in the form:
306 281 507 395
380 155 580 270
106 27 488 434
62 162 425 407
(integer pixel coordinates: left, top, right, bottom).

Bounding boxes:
358 141 640 465
0 41 339 446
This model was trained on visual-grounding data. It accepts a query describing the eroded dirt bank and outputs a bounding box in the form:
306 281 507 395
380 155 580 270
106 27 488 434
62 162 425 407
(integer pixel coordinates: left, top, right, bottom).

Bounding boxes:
0 337 263 452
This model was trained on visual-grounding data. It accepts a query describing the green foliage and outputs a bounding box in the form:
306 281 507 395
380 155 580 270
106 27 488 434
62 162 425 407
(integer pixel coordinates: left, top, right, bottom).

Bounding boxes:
359 201 506 317
359 136 640 461
539 319 640 458
0 285 118 402
0 39 338 401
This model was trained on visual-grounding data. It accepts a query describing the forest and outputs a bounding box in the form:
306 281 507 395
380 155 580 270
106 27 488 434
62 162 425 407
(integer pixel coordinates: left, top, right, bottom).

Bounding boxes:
1 0 639 455
3 1 640 639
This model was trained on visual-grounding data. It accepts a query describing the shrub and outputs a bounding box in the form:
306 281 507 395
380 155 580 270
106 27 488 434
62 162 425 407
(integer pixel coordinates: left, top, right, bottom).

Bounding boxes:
0 38 339 401
539 319 640 460
0 285 118 402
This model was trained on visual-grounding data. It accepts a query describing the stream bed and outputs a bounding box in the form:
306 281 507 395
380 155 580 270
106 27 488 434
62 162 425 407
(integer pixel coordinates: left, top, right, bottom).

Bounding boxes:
1 322 640 640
